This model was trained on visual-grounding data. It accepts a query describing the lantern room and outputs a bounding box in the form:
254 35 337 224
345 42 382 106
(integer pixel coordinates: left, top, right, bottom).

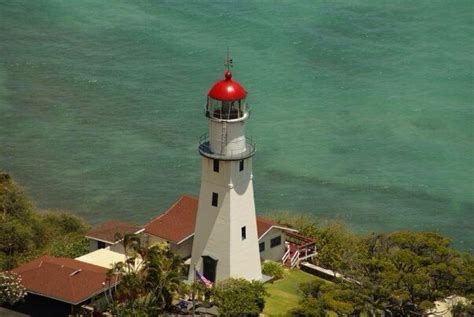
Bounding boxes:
206 71 248 120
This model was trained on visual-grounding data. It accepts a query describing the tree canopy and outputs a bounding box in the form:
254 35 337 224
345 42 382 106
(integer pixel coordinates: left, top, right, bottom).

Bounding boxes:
0 172 89 270
266 211 474 316
106 235 186 316
212 278 267 316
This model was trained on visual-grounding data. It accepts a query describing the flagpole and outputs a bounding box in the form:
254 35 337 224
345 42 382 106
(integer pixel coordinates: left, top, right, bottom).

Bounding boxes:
192 265 196 317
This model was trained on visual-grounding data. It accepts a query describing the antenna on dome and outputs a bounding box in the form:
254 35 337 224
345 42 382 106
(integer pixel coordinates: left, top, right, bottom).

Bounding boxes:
225 47 233 71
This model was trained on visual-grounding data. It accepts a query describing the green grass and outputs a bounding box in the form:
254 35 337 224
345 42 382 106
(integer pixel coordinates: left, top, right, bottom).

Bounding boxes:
263 269 328 316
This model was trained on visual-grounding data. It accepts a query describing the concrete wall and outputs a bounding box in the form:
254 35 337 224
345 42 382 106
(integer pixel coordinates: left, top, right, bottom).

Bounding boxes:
258 228 287 262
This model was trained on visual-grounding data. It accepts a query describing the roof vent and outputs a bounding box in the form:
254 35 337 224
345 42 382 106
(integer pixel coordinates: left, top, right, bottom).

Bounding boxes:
70 269 82 276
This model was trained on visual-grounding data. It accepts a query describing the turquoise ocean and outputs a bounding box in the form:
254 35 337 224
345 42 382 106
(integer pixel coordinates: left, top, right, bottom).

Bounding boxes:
1 1 472 250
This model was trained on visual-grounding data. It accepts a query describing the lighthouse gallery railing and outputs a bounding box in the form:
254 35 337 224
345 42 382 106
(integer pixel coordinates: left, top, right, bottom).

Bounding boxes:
198 134 256 160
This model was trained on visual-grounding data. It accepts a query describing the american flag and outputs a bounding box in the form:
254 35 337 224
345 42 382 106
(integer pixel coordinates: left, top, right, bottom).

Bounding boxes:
196 270 213 288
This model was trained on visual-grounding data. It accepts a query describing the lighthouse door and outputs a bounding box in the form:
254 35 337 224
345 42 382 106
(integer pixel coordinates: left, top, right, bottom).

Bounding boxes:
202 256 217 283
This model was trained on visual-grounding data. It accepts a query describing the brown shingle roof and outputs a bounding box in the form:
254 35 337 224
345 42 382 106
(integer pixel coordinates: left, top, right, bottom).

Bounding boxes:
256 216 277 238
12 255 117 305
144 195 198 243
144 195 292 243
86 220 141 243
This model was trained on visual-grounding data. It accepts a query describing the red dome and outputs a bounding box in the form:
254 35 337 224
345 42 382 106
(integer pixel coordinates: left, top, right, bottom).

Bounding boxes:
208 71 247 101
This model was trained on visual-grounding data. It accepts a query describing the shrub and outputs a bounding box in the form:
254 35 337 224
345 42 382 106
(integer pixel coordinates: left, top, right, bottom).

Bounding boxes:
0 271 27 305
262 260 285 280
213 278 267 316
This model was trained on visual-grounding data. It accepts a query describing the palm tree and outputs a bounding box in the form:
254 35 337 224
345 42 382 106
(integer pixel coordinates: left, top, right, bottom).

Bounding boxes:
143 243 185 310
105 233 185 315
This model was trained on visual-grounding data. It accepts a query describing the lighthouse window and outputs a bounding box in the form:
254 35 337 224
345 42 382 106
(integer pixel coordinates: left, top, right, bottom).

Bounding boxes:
239 160 244 171
211 192 218 207
241 226 246 240
213 159 220 172
270 236 282 248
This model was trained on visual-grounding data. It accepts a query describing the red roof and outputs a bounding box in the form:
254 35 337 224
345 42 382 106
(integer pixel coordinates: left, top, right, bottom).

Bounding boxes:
144 195 198 243
256 216 278 238
208 71 247 101
86 220 141 243
144 195 290 243
12 255 117 305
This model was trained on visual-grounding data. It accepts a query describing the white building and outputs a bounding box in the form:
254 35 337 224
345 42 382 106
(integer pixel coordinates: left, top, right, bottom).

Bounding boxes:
187 69 263 282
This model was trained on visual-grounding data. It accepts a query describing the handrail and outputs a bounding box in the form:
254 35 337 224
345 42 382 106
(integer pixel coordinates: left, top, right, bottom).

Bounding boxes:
198 134 256 161
290 250 300 268
282 249 290 263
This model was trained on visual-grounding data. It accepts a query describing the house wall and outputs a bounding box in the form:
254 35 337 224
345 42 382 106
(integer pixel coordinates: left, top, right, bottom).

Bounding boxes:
258 228 287 262
146 233 168 246
144 234 194 260
88 239 112 252
12 293 81 317
170 236 193 259
109 243 125 254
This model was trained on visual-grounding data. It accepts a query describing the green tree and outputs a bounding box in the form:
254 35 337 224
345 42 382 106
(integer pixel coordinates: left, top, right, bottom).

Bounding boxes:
107 235 185 315
212 278 267 316
0 173 32 221
0 173 90 269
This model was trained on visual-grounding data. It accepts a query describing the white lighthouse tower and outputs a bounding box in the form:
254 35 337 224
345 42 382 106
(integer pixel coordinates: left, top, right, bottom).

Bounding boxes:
188 65 262 283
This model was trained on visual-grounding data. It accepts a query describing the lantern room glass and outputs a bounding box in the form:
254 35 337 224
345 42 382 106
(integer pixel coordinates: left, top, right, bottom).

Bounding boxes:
206 97 247 120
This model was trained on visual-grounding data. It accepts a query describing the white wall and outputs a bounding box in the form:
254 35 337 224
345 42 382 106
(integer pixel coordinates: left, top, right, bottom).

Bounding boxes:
208 119 246 156
189 157 262 282
258 228 287 262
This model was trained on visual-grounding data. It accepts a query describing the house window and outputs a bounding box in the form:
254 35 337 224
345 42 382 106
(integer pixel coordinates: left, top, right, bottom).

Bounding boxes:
97 241 106 249
212 192 218 207
241 226 246 240
239 160 244 171
259 242 265 252
270 236 282 248
213 159 219 172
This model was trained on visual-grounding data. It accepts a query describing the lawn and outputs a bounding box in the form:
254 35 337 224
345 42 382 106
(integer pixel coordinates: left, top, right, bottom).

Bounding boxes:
263 268 327 316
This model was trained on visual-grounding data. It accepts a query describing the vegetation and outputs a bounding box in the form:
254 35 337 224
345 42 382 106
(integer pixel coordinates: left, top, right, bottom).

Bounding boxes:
262 260 285 280
0 271 27 305
105 234 186 316
266 211 474 316
2 173 472 316
264 269 322 316
0 172 89 270
212 278 267 316
452 301 474 316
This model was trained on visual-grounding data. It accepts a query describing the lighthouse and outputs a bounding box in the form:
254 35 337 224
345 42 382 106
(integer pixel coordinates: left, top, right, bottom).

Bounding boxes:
188 65 263 283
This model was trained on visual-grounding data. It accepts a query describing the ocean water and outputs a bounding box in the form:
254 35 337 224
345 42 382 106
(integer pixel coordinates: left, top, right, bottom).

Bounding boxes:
0 1 472 250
